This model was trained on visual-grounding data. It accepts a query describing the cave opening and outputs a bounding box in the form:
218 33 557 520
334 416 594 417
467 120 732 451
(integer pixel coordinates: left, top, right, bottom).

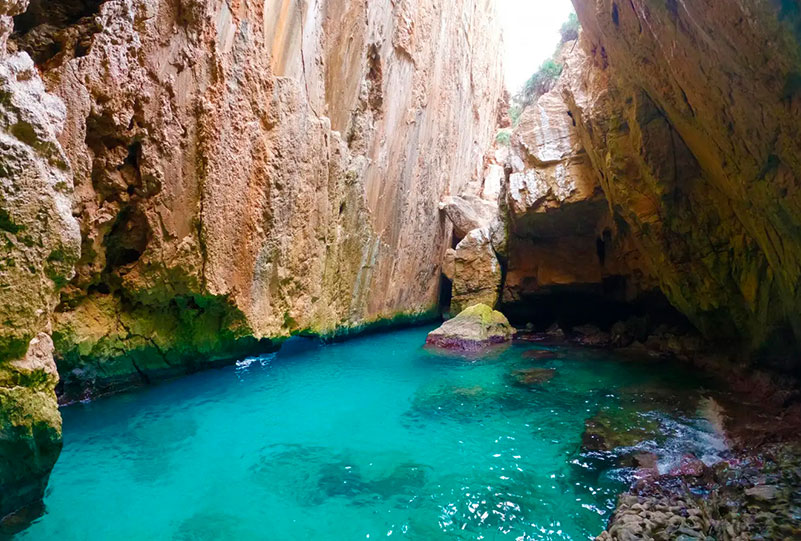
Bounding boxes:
501 284 692 336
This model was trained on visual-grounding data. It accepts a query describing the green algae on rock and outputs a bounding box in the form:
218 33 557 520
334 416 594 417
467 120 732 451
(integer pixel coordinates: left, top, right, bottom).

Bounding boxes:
426 304 515 351
0 0 81 520
0 334 62 520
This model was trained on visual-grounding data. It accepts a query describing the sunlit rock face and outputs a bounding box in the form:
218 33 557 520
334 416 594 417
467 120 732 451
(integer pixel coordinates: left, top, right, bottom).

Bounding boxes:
7 0 504 396
500 43 654 325
0 0 80 520
568 0 801 356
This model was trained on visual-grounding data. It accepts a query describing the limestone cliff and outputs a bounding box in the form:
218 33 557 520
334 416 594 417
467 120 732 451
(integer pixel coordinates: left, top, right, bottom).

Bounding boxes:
483 40 660 330
567 0 801 358
7 0 504 399
0 0 80 519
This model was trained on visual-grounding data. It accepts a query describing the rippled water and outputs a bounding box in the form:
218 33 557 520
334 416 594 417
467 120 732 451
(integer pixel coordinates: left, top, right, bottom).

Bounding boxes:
18 326 722 540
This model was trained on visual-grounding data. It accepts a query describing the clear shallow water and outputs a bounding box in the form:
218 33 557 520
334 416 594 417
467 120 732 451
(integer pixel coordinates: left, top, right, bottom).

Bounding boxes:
19 326 722 540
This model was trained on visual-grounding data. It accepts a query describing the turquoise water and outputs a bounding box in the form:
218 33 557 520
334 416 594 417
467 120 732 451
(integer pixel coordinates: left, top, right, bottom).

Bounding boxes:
18 326 721 540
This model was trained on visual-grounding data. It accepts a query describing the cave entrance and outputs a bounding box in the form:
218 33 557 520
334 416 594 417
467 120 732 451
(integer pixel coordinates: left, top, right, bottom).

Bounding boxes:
501 284 691 336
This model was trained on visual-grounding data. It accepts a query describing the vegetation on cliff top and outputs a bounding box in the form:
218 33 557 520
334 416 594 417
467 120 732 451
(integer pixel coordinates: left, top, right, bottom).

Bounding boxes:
510 12 580 118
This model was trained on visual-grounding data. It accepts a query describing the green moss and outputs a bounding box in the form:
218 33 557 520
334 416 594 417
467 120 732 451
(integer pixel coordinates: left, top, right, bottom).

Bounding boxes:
458 303 509 326
0 208 23 234
520 59 563 106
306 307 441 342
0 334 32 364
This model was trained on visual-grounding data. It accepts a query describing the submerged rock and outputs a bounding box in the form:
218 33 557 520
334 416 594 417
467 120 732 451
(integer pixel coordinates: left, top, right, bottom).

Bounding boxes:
582 409 661 452
510 367 556 387
426 304 515 351
521 349 560 361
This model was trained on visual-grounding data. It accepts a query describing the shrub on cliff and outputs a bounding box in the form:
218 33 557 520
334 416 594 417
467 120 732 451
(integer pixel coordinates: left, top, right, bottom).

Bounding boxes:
495 129 512 146
560 13 580 43
513 12 579 110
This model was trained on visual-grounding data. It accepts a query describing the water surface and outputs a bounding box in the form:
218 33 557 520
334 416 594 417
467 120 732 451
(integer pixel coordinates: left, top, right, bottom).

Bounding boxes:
19 326 721 540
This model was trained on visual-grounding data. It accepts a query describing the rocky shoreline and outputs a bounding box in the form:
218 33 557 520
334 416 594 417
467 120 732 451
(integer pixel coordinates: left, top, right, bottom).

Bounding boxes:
509 318 801 540
598 443 801 540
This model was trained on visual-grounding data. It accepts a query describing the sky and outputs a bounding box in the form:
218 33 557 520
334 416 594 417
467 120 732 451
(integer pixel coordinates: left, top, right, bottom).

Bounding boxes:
497 0 576 93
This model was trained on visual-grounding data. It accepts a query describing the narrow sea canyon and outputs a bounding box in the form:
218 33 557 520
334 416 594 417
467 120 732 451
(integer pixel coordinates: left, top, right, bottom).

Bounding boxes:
2 0 801 538
16 327 724 539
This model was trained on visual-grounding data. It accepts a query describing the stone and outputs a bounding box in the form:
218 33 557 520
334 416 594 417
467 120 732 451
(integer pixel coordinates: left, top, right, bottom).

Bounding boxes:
546 323 566 339
426 304 515 351
442 249 456 282
669 455 707 478
440 195 497 241
744 485 780 502
500 42 656 313
522 349 560 361
450 227 503 314
572 325 611 347
582 409 661 452
511 367 556 386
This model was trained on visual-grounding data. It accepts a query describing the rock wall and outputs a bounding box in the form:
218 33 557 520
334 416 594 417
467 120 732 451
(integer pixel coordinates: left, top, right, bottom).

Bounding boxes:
0 0 80 519
567 0 801 358
7 0 504 399
497 41 657 328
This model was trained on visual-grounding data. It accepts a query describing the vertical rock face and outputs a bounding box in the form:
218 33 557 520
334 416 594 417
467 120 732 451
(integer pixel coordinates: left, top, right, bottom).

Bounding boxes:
567 0 801 356
6 0 504 397
0 0 80 519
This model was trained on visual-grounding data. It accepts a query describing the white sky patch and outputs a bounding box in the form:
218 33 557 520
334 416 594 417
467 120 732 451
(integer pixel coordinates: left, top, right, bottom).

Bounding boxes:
497 0 576 93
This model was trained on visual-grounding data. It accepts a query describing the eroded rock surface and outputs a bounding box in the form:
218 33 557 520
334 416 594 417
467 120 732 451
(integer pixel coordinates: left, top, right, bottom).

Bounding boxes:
0 334 62 520
569 0 801 355
0 0 80 519
426 304 515 351
450 227 503 314
7 0 504 397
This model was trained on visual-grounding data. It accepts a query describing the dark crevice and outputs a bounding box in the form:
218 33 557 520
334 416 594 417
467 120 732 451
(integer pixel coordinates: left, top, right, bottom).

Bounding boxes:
502 286 691 334
103 206 150 272
11 0 105 69
439 274 453 313
130 358 151 385
366 44 384 117
612 3 620 26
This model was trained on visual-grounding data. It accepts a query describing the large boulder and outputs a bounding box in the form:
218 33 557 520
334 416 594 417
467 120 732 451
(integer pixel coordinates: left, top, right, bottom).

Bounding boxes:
450 227 502 314
426 304 515 351
440 195 498 241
